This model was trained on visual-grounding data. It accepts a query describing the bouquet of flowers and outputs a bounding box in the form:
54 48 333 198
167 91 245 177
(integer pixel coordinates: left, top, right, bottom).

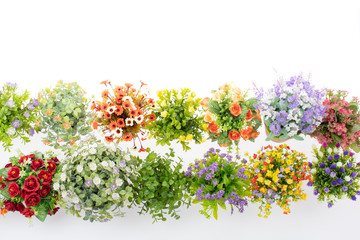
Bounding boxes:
309 142 360 207
248 144 310 217
38 81 93 149
148 88 205 151
201 84 261 152
311 90 360 152
91 80 154 152
0 82 38 151
185 148 250 219
54 139 138 222
130 149 191 222
0 151 61 221
254 74 325 141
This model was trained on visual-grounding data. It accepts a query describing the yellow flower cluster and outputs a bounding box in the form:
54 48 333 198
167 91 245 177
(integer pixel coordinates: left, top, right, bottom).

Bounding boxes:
247 144 310 218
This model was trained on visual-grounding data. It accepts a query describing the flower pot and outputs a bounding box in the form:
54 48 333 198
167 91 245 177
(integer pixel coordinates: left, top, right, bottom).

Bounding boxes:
264 124 290 143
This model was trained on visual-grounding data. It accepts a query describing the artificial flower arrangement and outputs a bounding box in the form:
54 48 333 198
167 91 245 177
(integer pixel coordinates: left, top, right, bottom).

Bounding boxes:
254 74 325 141
311 90 360 152
0 151 61 221
201 84 262 152
0 82 38 151
185 148 250 219
91 80 154 152
54 138 138 222
248 144 310 218
38 80 93 149
148 88 205 151
309 142 360 207
129 149 191 222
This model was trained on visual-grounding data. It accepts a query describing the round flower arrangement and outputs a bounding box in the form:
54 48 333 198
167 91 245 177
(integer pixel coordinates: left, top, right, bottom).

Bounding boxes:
247 144 310 217
55 140 138 222
0 82 38 151
91 80 154 152
0 151 61 221
311 90 360 152
254 74 325 141
309 142 360 207
129 149 191 222
185 148 250 219
38 80 93 149
201 84 262 152
148 88 205 151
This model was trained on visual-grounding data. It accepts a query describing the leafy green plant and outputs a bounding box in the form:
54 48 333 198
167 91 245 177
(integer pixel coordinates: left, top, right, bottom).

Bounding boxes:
147 88 206 151
0 82 39 151
38 80 93 149
54 139 138 222
130 149 191 222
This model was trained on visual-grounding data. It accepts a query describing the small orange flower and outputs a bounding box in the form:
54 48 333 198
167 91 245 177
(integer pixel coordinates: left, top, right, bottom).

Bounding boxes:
138 147 147 152
1 208 8 216
219 143 229 147
204 111 213 123
131 88 136 92
200 97 210 108
35 120 40 126
229 103 242 117
123 133 133 141
92 121 98 130
246 109 253 121
149 113 156 122
148 98 155 105
125 83 133 88
100 80 110 85
101 103 109 111
117 118 125 128
254 110 262 121
123 100 132 109
140 80 147 86
102 89 109 99
54 116 62 121
251 131 260 139
58 138 64 143
43 141 50 146
46 109 53 116
63 122 71 129
228 130 241 141
49 92 54 98
104 112 111 119
109 121 117 130
116 97 122 104
115 106 124 116
91 101 97 110
105 136 114 142
129 109 138 117
70 140 76 146
208 122 219 133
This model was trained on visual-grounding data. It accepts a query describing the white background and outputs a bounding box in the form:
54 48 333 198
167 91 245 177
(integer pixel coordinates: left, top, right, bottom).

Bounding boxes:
1 0 360 239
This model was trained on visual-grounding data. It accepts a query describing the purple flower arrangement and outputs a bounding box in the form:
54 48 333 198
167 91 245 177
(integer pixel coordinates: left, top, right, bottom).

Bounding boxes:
0 82 39 151
309 142 360 207
186 148 251 219
254 74 326 141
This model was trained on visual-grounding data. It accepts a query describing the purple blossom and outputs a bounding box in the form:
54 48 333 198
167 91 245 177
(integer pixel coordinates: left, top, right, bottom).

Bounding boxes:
308 162 313 168
307 181 313 186
332 181 338 186
205 193 211 200
269 121 281 136
277 111 288 125
313 189 319 195
184 166 192 177
347 162 353 168
337 179 343 184
351 195 357 201
27 103 35 111
11 120 21 128
322 142 328 148
344 150 349 156
31 98 39 107
328 155 333 161
6 100 15 108
194 161 200 170
330 172 336 178
324 187 329 193
350 152 355 157
334 154 340 160
325 168 331 174
212 179 218 186
220 153 227 158
351 172 357 178
29 128 35 136
330 164 336 169
205 173 213 181
339 167 345 173
356 191 360 195
110 183 117 190
336 143 341 148
217 190 225 200
6 82 17 88
24 111 30 118
328 203 333 208
342 186 348 191
85 179 93 186
319 163 325 168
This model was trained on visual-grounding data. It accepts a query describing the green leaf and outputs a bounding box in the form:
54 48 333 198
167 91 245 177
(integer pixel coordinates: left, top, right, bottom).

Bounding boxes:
0 168 9 178
265 131 274 141
292 135 304 141
208 100 221 115
351 124 360 133
350 143 360 153
0 186 11 199
36 202 49 222
347 102 359 113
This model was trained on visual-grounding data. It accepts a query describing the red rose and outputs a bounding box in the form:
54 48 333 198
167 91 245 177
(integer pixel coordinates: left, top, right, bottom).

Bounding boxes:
28 154 35 159
24 192 41 207
0 182 7 190
18 156 28 164
46 160 57 174
23 175 40 192
7 166 21 180
8 182 20 198
48 207 60 216
39 184 51 197
51 157 59 163
5 163 13 168
37 170 52 184
4 201 16 212
30 159 44 171
20 189 31 198
21 208 35 218
15 203 25 212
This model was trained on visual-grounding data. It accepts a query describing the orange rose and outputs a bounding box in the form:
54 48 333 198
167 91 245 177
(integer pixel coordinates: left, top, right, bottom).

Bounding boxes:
254 110 262 121
219 143 229 147
46 109 53 116
70 140 77 146
251 131 260 139
63 122 71 129
204 111 213 123
228 130 241 141
229 103 242 117
54 116 61 121
246 109 253 121
92 121 98 130
208 122 219 133
200 97 210 108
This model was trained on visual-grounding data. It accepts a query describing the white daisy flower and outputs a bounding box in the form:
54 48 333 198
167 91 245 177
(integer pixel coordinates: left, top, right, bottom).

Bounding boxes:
93 176 101 185
81 151 88 157
89 162 97 171
125 167 131 173
105 189 111 195
76 165 83 173
135 115 144 124
53 182 60 191
112 193 120 200
345 176 351 182
109 161 115 168
318 152 324 158
62 164 68 171
115 178 123 186
122 96 133 102
125 118 134 126
337 162 343 167
327 148 333 154
62 191 68 198
312 158 318 164
60 173 67 181
89 148 96 154
73 196 80 204
101 161 109 168
7 127 16 135
108 106 116 114
125 155 130 161
114 128 123 137
311 169 316 174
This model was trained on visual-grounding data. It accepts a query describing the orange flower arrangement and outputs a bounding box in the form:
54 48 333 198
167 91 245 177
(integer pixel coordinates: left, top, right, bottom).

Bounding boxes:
203 84 262 153
92 80 154 152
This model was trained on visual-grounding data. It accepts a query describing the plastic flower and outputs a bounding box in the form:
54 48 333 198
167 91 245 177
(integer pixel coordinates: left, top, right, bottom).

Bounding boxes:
92 80 154 151
254 74 325 141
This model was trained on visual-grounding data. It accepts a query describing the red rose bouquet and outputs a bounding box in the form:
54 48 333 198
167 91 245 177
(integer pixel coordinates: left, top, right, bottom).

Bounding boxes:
91 80 155 152
0 152 61 221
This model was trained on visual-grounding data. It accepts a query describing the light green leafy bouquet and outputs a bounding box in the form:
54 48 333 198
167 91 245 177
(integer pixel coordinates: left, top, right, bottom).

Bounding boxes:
0 82 39 151
54 138 139 222
38 80 93 149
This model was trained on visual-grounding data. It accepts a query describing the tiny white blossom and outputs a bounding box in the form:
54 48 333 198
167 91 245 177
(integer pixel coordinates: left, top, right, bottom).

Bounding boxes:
329 194 335 200
105 189 111 195
73 196 80 204
62 164 68 171
89 148 96 154
125 118 134 127
110 146 116 152
318 152 324 158
101 161 109 168
7 127 16 135
125 155 130 161
53 182 60 191
337 162 343 167
327 148 333 154
345 176 351 182
122 96 133 102
135 115 144 124
311 169 316 174
312 158 318 164
112 193 120 200
81 151 88 157
60 173 67 181
115 178 123 186
19 170 26 177
89 162 97 171
109 161 115 168
76 165 83 173
62 191 68 198
93 176 101 185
